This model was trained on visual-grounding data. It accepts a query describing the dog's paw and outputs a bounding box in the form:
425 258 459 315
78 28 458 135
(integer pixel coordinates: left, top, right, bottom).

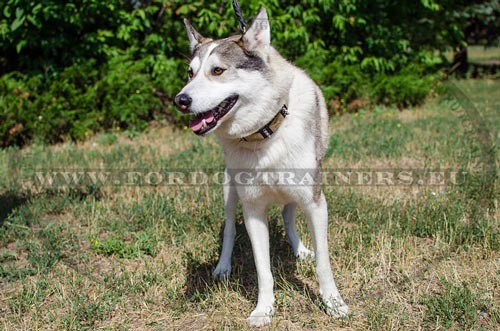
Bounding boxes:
295 245 315 261
212 262 231 280
247 306 274 327
324 295 349 318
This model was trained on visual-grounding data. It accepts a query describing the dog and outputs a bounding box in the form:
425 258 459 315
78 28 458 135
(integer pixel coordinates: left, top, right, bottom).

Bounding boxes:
174 7 349 326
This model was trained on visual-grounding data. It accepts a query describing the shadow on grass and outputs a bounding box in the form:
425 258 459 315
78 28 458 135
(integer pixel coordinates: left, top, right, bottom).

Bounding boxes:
0 191 28 226
184 218 321 308
0 186 102 226
1 185 103 227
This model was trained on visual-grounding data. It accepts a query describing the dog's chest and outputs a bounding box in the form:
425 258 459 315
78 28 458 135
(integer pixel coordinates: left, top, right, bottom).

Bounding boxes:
223 133 319 204
223 130 317 169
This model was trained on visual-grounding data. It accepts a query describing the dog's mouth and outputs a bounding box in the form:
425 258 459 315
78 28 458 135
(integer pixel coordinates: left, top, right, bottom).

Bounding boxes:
188 95 238 135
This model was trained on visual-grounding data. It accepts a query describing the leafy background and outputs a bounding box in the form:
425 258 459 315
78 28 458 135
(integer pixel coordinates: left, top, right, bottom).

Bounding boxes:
0 0 498 146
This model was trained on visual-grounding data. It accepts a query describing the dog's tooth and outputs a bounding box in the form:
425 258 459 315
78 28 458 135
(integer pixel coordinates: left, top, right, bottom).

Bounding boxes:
201 119 207 129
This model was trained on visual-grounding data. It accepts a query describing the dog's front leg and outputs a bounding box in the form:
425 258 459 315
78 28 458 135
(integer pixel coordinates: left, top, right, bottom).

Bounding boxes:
303 192 349 318
243 202 274 327
213 176 238 280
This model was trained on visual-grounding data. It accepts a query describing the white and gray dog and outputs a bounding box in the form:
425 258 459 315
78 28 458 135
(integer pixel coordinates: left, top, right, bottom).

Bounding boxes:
174 7 349 326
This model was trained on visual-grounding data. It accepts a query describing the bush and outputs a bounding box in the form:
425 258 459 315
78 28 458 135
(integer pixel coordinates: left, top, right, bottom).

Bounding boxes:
297 52 438 112
0 53 189 146
370 65 438 109
0 0 468 147
296 52 365 110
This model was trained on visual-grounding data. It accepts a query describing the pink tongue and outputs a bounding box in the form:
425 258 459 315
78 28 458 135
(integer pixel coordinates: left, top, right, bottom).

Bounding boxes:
189 111 215 132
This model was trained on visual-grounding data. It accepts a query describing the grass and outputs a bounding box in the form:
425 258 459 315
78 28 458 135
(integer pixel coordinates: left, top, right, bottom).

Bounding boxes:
1 79 499 330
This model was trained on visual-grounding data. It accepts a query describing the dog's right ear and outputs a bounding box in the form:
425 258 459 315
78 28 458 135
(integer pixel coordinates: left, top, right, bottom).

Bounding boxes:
184 19 205 53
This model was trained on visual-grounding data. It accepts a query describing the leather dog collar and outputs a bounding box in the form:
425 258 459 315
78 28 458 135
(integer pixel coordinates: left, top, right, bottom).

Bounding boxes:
240 105 288 142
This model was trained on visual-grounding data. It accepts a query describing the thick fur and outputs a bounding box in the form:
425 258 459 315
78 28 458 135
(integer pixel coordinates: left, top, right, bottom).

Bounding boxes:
176 7 348 326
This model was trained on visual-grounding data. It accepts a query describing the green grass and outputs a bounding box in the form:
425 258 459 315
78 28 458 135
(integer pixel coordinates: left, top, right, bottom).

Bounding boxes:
423 279 500 330
0 79 499 330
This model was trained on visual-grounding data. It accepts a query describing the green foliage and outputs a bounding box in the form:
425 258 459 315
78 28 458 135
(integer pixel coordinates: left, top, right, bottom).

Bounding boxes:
296 55 364 109
0 53 187 146
370 65 437 108
298 55 438 110
462 0 500 46
0 0 153 73
0 0 487 146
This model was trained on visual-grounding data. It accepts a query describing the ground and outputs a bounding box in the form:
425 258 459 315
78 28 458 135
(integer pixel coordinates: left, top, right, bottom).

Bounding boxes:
0 79 499 330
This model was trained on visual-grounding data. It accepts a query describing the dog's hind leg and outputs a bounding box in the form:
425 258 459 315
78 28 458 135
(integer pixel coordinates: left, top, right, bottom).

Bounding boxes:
282 203 314 260
302 193 349 318
243 202 275 327
213 174 238 280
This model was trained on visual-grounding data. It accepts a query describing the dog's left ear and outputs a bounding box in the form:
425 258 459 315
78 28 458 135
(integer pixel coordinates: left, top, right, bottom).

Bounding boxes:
240 7 270 52
184 19 206 53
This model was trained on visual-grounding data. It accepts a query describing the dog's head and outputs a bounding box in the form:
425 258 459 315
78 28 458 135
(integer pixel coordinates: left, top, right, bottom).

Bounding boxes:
174 7 278 138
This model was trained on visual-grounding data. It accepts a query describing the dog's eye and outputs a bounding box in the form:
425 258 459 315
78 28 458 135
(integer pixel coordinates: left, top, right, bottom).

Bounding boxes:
212 67 225 76
188 68 194 79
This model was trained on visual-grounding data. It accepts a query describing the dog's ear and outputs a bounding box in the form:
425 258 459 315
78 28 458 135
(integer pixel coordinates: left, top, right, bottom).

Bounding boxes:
240 7 270 52
184 19 206 52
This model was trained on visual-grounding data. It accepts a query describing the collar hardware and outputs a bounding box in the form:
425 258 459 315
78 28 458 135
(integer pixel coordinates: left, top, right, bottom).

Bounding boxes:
241 105 288 142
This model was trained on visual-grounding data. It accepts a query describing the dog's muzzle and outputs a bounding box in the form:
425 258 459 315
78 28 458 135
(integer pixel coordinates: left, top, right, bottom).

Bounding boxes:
186 95 239 135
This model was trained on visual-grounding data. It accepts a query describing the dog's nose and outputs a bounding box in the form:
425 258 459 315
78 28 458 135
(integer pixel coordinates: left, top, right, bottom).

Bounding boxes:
174 93 192 112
